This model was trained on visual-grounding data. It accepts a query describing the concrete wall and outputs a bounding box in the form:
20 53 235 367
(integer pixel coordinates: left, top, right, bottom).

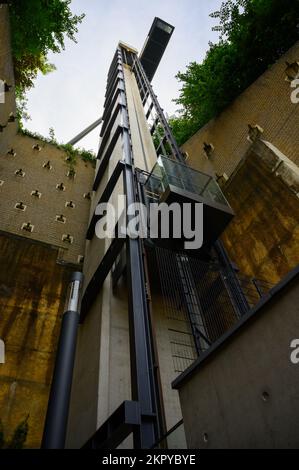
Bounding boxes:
0 234 73 448
66 65 132 449
182 42 299 178
151 291 188 448
176 271 299 449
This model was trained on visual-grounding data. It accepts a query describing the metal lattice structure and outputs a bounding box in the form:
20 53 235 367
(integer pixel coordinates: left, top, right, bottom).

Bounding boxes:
149 246 272 374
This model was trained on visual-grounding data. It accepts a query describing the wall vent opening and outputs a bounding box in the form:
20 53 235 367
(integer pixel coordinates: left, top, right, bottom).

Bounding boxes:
8 113 16 123
21 222 34 233
7 148 16 157
15 202 26 211
203 142 214 158
56 183 66 191
15 169 25 177
31 190 42 198
62 234 73 244
56 214 66 223
67 169 76 179
43 161 52 170
32 144 41 151
285 61 299 82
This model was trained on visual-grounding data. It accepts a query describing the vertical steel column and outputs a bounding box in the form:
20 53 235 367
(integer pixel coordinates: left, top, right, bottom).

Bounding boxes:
41 272 84 449
118 48 159 449
215 240 250 317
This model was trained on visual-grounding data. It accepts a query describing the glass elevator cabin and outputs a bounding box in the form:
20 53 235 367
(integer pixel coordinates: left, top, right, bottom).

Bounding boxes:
143 155 234 251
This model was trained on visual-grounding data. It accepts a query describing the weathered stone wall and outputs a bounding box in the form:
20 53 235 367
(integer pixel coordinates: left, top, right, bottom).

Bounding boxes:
0 234 73 448
221 140 299 285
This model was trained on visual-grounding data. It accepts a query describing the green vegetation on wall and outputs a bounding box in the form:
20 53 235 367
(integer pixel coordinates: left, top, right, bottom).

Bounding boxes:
19 127 96 167
170 0 299 145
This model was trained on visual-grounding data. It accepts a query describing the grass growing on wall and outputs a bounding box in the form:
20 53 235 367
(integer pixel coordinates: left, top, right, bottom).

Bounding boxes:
19 127 96 168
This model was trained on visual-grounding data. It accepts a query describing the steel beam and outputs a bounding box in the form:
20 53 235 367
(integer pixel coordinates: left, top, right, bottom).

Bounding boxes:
119 47 159 448
67 118 103 146
82 401 141 449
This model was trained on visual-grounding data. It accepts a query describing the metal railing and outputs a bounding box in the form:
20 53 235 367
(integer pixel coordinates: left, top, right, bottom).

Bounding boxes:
151 420 187 449
144 155 230 207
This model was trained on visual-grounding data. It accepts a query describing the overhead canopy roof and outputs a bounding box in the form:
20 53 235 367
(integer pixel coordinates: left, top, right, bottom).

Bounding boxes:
139 17 174 82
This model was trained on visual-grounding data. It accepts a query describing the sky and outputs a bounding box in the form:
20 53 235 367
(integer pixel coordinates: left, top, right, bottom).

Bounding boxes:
24 0 223 153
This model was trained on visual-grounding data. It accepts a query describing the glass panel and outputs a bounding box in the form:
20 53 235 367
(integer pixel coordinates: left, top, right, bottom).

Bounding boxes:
156 20 173 35
203 178 229 205
144 156 230 208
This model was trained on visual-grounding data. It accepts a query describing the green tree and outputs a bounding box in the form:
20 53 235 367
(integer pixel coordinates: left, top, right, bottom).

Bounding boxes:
171 0 299 145
9 0 85 93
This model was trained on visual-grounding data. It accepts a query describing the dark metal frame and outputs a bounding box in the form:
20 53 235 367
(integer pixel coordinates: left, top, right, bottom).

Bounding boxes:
81 46 160 449
82 401 141 449
132 56 185 164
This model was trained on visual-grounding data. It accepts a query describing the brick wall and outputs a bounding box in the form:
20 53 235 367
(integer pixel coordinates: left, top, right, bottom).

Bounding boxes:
182 42 299 179
0 5 95 266
0 133 94 265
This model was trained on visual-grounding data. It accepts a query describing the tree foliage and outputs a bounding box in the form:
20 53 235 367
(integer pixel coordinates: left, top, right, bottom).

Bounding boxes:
171 0 299 145
19 127 96 167
9 0 85 93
